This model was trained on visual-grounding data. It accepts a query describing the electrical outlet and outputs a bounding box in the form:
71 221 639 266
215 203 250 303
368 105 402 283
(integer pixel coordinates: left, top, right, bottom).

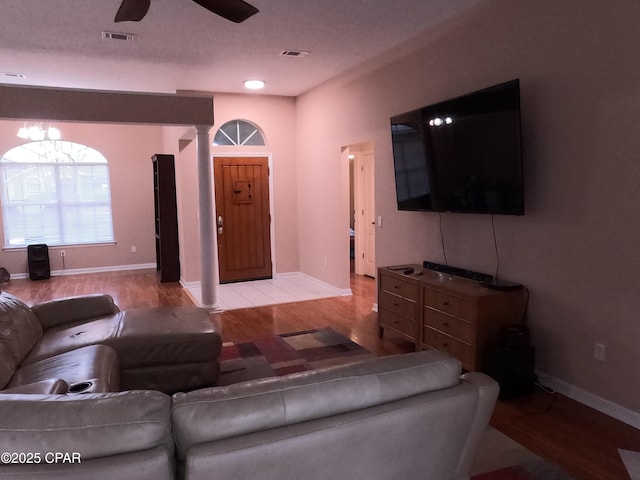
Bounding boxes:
60 250 66 257
131 246 137 253
594 342 606 362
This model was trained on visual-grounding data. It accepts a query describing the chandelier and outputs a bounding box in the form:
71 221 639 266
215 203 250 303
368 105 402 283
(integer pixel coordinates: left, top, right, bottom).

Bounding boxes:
16 122 61 141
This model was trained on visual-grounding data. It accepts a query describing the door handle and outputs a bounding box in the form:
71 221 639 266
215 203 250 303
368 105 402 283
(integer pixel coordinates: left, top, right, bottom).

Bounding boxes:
218 226 224 235
217 216 223 226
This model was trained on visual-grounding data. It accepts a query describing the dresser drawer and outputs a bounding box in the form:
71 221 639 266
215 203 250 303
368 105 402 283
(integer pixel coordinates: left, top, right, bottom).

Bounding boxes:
379 308 417 340
378 290 417 320
423 308 473 344
422 326 475 369
380 274 419 300
423 288 474 319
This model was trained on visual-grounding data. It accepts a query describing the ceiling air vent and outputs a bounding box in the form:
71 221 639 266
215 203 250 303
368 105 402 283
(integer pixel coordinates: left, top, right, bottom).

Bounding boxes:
2 72 26 79
102 31 135 41
280 50 309 58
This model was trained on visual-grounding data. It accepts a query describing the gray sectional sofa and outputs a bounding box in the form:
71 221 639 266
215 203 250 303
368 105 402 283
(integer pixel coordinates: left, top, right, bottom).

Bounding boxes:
0 347 498 480
0 291 222 394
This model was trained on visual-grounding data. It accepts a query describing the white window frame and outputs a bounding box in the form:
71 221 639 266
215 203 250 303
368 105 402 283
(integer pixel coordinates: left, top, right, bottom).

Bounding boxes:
213 119 266 146
0 140 115 248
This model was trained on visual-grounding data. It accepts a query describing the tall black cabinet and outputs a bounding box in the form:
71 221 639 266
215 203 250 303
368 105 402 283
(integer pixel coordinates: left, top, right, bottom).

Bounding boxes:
152 154 180 282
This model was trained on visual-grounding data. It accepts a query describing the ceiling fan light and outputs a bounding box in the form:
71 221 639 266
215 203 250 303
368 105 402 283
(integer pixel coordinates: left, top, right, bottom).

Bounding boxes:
244 80 265 90
28 126 45 141
47 126 61 140
17 126 29 139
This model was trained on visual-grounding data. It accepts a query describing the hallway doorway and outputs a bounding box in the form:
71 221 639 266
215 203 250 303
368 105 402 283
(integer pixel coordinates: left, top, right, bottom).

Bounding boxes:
347 143 376 278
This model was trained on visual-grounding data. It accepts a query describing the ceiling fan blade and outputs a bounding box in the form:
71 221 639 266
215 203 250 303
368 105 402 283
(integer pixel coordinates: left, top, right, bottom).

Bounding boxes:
191 0 259 23
114 0 151 22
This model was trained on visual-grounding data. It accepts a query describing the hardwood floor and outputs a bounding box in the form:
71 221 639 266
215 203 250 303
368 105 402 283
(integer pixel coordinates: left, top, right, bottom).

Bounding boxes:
2 269 638 480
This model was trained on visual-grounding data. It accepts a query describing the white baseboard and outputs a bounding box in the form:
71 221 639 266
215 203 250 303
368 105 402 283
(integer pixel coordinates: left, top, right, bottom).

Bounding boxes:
10 263 156 280
536 371 640 429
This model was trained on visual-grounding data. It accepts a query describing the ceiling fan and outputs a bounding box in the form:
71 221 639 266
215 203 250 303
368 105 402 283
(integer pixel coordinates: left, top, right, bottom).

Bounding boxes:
114 0 259 24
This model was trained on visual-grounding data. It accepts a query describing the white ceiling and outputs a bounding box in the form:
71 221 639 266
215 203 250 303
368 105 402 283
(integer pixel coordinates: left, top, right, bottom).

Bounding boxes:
0 0 481 97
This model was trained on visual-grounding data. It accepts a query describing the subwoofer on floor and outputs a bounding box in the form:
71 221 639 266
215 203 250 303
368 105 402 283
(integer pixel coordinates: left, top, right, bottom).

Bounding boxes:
27 244 51 280
487 325 537 400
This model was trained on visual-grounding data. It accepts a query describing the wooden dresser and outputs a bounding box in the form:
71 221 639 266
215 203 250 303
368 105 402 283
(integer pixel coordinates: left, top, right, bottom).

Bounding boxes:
378 265 526 372
377 269 421 345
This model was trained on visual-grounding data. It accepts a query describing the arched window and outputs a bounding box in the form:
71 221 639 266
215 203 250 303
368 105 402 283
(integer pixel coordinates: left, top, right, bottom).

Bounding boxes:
0 140 114 247
213 119 266 146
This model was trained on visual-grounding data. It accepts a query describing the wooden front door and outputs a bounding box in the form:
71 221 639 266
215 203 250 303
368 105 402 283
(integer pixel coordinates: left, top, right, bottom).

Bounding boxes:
214 157 272 283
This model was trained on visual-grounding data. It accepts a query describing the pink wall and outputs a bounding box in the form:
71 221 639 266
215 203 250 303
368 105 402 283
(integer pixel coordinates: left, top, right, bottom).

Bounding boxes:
297 0 640 414
0 120 163 274
166 130 202 283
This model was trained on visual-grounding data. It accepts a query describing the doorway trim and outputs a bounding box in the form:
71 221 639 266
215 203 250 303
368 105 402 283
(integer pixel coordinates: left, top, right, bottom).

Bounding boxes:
211 152 276 281
346 142 376 278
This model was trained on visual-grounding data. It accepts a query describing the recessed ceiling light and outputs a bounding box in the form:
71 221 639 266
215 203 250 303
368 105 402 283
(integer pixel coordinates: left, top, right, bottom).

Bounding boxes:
244 80 265 90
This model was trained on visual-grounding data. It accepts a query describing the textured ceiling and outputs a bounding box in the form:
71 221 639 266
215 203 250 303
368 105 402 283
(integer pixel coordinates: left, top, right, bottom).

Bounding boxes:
0 0 481 96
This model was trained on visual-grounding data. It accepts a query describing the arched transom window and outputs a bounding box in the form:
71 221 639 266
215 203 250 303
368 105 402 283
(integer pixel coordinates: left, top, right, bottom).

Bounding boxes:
213 119 266 146
0 140 114 247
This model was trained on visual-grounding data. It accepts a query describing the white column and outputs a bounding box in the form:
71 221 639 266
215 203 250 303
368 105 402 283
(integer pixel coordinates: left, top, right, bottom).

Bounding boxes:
195 125 216 308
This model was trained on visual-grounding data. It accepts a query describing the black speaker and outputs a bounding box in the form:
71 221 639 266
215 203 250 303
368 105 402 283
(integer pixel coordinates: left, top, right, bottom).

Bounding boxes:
27 244 51 280
500 324 531 348
488 325 536 400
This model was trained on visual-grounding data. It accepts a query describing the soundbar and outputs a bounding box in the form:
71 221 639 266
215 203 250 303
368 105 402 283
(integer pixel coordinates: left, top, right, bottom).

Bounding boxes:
422 261 523 291
423 261 493 283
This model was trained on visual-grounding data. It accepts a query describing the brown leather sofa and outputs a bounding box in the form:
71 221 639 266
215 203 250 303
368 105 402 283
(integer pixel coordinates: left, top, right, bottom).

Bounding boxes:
0 350 498 480
0 291 222 395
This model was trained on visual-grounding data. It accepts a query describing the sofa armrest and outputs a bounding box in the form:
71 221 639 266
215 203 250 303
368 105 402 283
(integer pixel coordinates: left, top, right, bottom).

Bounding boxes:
0 379 69 394
455 372 500 479
0 390 173 460
31 294 119 329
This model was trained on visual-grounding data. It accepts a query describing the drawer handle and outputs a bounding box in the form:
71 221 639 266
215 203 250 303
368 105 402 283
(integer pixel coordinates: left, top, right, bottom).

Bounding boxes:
442 301 450 306
393 303 399 307
394 285 400 289
442 322 449 327
442 343 449 348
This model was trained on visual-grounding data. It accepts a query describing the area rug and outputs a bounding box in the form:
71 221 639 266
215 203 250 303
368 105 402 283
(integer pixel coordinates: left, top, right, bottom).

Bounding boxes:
218 327 575 479
619 449 640 480
471 427 575 479
218 327 375 385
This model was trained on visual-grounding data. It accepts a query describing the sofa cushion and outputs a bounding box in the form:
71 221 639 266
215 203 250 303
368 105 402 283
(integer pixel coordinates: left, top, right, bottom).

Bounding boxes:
31 294 118 329
0 378 69 394
0 292 43 388
172 350 461 457
22 307 220 369
21 314 123 366
102 307 221 368
119 361 220 394
0 390 173 461
8 344 120 393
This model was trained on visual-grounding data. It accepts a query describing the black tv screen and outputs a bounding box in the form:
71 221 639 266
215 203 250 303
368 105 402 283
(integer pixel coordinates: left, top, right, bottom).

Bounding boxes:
390 79 524 215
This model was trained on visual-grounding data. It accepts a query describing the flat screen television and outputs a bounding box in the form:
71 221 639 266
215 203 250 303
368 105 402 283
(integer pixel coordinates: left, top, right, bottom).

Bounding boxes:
390 79 524 215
